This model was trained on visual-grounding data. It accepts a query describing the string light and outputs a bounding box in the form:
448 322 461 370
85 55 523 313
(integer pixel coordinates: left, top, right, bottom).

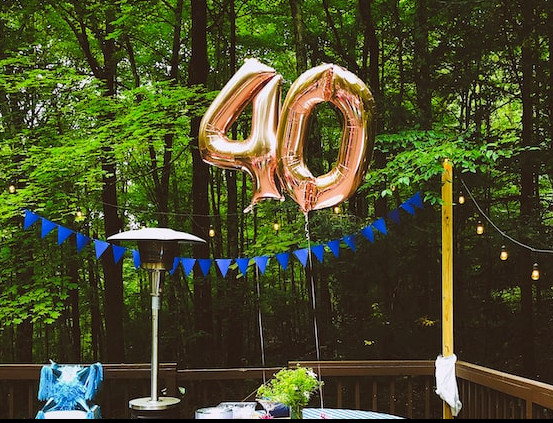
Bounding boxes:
333 206 341 214
76 210 83 219
8 184 16 194
531 263 540 281
273 221 280 232
208 226 215 238
476 220 484 235
458 191 465 205
499 245 509 261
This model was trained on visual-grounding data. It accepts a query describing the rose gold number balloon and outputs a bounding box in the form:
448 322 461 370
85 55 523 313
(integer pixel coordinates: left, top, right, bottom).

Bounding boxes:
199 58 284 212
277 64 376 214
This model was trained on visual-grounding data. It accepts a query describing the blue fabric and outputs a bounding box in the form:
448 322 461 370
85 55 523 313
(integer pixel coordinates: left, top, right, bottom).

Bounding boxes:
35 361 102 419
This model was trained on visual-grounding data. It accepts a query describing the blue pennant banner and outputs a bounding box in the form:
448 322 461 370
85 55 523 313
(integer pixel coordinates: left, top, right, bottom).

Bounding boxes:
216 258 232 277
58 226 74 245
169 257 180 275
326 240 340 257
254 256 270 274
112 245 127 264
275 252 290 271
21 192 424 278
236 258 250 276
311 245 325 263
361 226 374 243
132 250 141 269
181 258 196 277
372 218 387 235
342 235 357 252
198 258 212 276
293 248 309 267
24 210 40 230
94 240 110 259
41 219 56 238
388 209 400 225
76 233 90 252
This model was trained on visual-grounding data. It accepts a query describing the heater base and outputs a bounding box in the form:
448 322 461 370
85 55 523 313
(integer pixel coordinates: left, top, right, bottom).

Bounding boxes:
129 397 180 419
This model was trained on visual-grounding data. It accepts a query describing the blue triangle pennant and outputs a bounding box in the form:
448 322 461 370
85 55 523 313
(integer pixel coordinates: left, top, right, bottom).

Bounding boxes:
388 208 401 225
311 245 325 263
41 218 57 238
112 244 127 264
57 226 74 245
275 252 290 271
169 257 180 275
236 258 250 276
254 256 270 274
181 258 196 277
94 240 110 259
400 202 415 215
132 250 141 269
216 258 233 277
361 226 374 243
326 240 340 257
372 218 387 235
24 210 40 230
76 233 91 252
409 191 424 209
293 248 309 267
342 235 357 252
198 258 212 276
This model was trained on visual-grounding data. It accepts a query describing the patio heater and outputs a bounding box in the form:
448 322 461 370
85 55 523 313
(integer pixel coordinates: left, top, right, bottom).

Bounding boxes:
107 227 206 418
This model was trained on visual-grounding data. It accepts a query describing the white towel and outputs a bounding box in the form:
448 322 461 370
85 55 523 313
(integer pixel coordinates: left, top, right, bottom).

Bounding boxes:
435 354 463 417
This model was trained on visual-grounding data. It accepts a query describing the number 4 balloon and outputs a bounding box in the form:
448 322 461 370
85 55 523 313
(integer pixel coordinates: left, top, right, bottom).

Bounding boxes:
199 58 376 214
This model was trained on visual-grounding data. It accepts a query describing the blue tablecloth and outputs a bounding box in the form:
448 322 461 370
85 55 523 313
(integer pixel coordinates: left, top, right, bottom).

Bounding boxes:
302 408 405 419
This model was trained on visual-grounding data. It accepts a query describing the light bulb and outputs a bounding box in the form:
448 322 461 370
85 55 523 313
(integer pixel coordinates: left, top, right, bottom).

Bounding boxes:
76 210 83 219
334 206 341 214
531 263 540 281
209 226 215 238
273 221 280 232
476 221 484 235
499 245 508 261
8 184 16 194
458 193 465 205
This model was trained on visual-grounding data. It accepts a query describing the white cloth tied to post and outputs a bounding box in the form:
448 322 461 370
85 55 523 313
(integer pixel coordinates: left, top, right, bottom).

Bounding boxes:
435 353 462 417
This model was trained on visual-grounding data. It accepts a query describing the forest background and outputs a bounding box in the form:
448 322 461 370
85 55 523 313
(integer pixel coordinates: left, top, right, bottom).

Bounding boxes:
1 0 553 387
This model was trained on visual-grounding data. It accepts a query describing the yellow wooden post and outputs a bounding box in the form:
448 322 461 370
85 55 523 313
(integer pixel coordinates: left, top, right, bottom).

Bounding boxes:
442 159 454 419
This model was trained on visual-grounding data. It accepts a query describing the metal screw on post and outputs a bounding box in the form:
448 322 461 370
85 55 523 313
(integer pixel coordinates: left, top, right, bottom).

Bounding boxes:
107 228 206 419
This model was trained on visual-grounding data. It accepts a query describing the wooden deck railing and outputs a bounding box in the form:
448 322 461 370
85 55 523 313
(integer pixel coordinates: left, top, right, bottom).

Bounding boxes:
2 360 553 419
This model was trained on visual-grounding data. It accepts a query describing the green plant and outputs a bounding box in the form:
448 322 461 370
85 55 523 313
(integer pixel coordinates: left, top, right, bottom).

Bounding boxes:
256 364 323 418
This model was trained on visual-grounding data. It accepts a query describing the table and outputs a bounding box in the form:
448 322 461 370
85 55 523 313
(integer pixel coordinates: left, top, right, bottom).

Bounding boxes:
302 408 405 419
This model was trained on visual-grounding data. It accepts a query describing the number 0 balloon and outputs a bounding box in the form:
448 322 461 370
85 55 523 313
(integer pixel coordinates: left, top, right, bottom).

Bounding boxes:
199 58 376 214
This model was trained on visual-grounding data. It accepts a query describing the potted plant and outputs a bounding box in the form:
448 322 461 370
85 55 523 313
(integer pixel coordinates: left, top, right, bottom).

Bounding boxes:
256 364 323 419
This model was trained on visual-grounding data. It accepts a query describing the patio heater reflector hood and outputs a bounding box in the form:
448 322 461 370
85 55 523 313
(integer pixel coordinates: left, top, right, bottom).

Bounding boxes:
107 227 206 417
108 228 206 270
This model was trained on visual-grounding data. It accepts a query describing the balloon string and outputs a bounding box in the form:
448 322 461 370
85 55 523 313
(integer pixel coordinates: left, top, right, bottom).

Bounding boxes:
255 266 267 385
303 212 324 410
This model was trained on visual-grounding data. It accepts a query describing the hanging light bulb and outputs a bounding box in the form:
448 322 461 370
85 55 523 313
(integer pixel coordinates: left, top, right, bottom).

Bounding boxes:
531 263 540 281
499 245 508 261
273 221 280 232
8 184 16 194
209 226 215 238
476 220 484 235
458 191 465 205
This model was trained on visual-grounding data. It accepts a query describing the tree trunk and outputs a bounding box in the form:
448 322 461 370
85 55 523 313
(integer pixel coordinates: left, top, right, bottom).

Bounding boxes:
289 0 308 73
518 0 537 378
189 0 213 367
413 0 432 129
